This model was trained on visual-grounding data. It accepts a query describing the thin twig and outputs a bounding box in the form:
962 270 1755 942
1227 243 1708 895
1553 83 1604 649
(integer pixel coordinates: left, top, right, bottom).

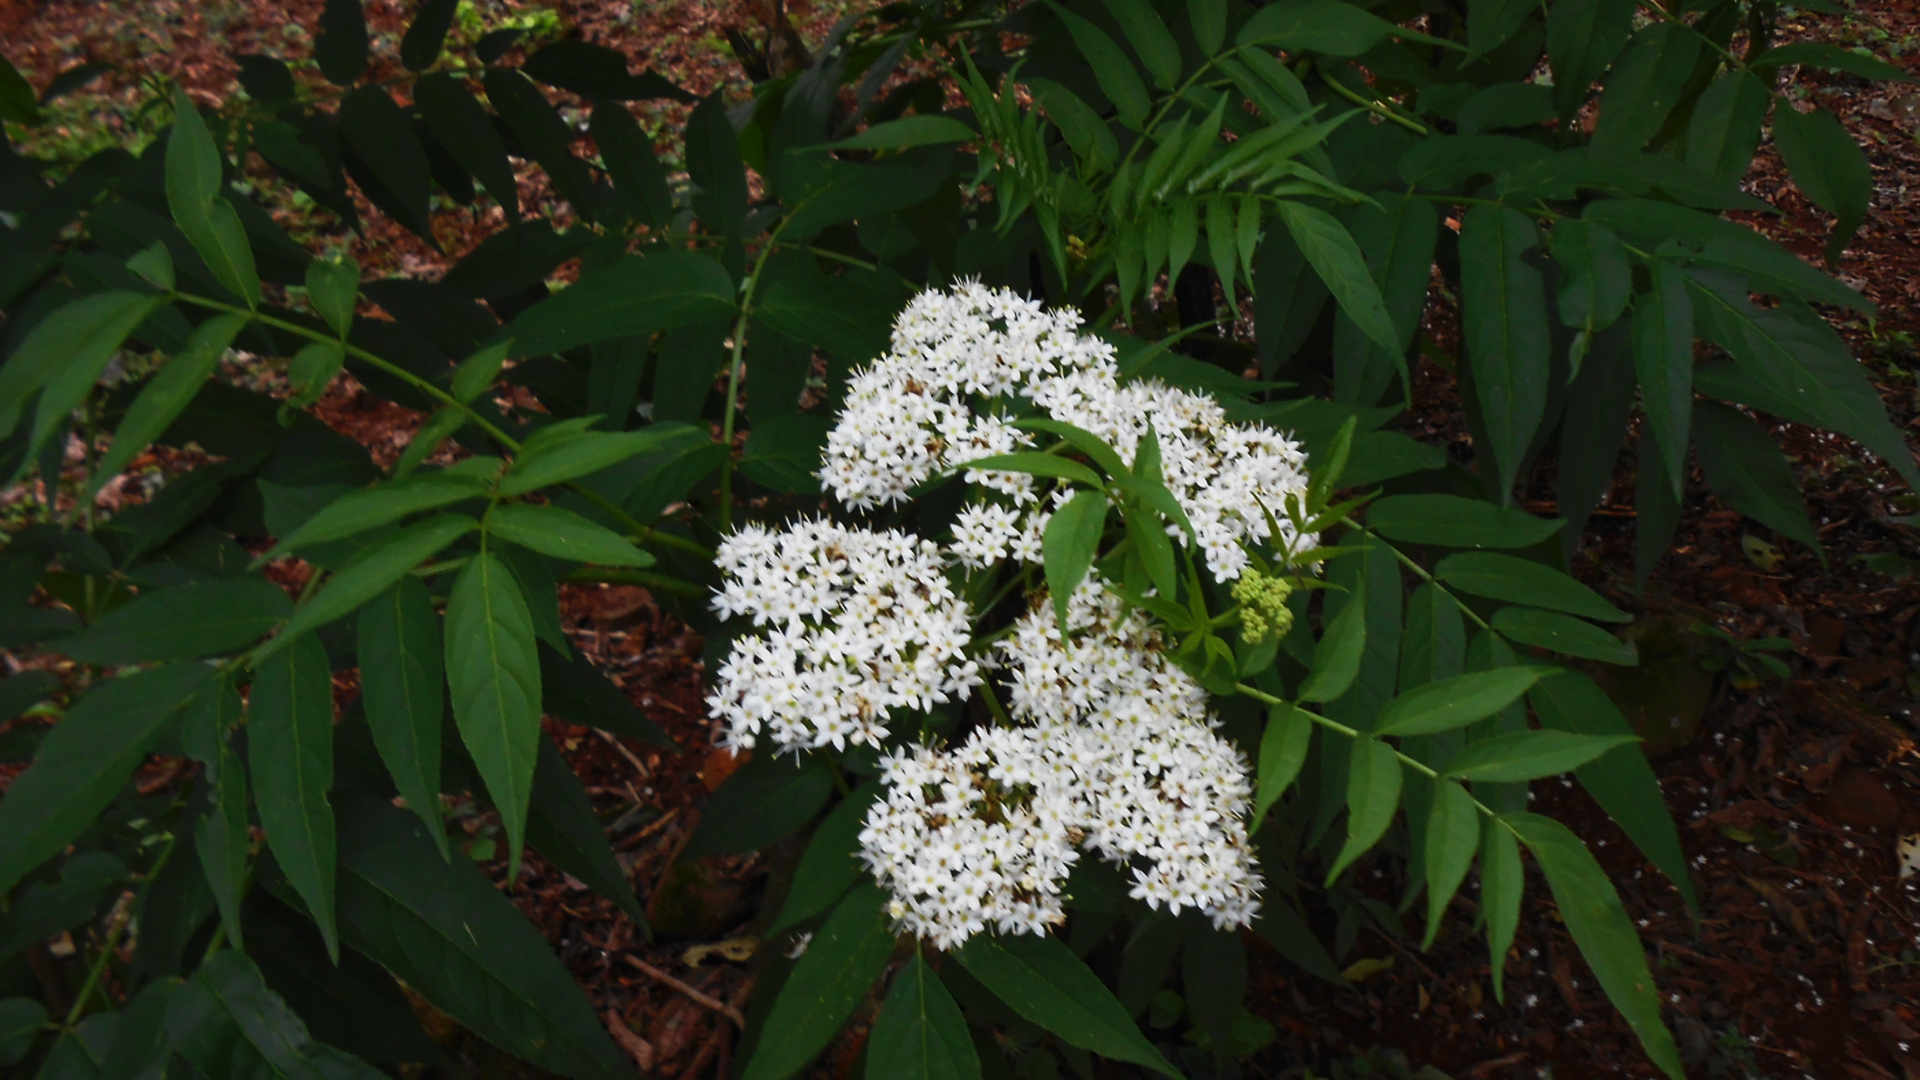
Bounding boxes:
594 728 652 780
621 955 747 1029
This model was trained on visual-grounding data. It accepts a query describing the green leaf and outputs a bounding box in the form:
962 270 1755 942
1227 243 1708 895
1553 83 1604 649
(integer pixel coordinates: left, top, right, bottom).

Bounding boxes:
339 86 437 237
181 951 387 1078
503 252 736 358
742 884 897 1080
1237 0 1412 56
768 785 883 938
1468 0 1535 59
0 56 42 124
1491 606 1638 664
961 452 1105 489
1686 270 1913 489
592 103 675 227
1506 813 1684 1079
528 736 646 929
331 794 630 1079
1750 41 1914 82
483 69 602 226
1545 0 1634 115
539 645 677 749
1252 702 1311 832
1046 2 1150 130
261 514 476 663
686 90 749 234
1331 194 1438 405
198 741 251 951
1551 218 1629 337
452 340 509 404
1421 779 1478 949
287 341 346 409
1432 552 1629 622
445 551 542 876
1375 668 1547 736
1685 71 1770 187
0 291 162 450
1444 729 1640 781
1326 736 1402 882
316 0 370 84
0 664 211 895
1274 201 1398 354
501 425 686 495
1591 24 1701 158
1530 668 1698 915
262 472 489 559
1631 262 1695 500
1586 201 1870 314
1460 203 1549 496
1102 0 1181 89
127 241 175 291
519 40 691 103
1479 816 1523 1001
58 577 291 664
167 91 261 308
1691 400 1821 552
1298 581 1366 703
251 634 341 959
957 933 1182 1079
1044 489 1110 630
400 0 459 70
684 752 834 858
485 503 652 567
306 257 359 339
91 313 247 495
1367 494 1564 549
867 949 981 1080
416 72 520 219
1400 582 1465 690
826 114 978 150
358 576 448 860
1189 0 1227 56
0 997 45 1067
1772 104 1873 263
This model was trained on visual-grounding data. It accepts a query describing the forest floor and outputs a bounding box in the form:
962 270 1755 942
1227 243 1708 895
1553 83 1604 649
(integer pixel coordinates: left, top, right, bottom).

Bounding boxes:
5 0 1920 1078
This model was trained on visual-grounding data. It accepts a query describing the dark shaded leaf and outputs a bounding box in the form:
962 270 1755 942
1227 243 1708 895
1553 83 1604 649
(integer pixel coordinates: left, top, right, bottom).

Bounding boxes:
867 949 980 1080
1491 606 1638 664
1772 104 1873 263
522 40 692 102
591 104 675 228
957 933 1181 1078
1367 494 1564 549
250 634 341 959
1433 552 1629 622
400 0 459 70
58 577 290 664
741 884 897 1080
1692 400 1820 551
446 551 542 875
529 736 646 929
684 752 834 858
484 68 602 224
315 0 370 85
503 252 736 357
358 575 448 859
416 72 520 219
1460 203 1549 496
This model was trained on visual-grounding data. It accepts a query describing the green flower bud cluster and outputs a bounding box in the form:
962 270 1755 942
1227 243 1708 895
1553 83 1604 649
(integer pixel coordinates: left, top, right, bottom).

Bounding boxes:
1232 568 1296 645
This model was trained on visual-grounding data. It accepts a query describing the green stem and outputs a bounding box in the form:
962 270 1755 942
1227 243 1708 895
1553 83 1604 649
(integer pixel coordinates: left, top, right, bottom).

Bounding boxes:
1341 523 1494 633
65 830 181 1027
1304 61 1428 135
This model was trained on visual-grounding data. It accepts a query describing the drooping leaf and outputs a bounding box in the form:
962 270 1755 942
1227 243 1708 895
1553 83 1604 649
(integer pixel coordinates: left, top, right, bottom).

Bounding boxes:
1327 736 1402 882
1551 217 1630 337
1459 203 1550 496
198 741 252 951
330 795 630 1079
503 252 737 358
1506 814 1684 1079
528 736 647 930
1631 261 1695 501
1591 23 1701 158
400 0 459 70
57 577 291 664
1771 103 1874 263
250 634 340 959
768 785 883 938
315 0 370 85
1445 729 1641 782
591 104 675 228
1298 579 1366 703
0 663 212 895
1374 668 1547 737
174 951 387 1078
1479 816 1523 1001
1421 779 1478 948
357 575 448 860
1102 0 1181 89
260 515 476 663
92 313 248 493
415 72 520 219
483 68 602 225
741 884 897 1080
1400 582 1465 691
1432 552 1629 622
339 86 436 237
1685 71 1770 187
1274 201 1398 354
1044 489 1109 631
1046 2 1150 130
1691 399 1822 553
1545 0 1634 115
1491 606 1638 664
485 503 652 567
1367 494 1564 549
867 949 981 1080
683 752 834 858
0 291 162 446
686 90 749 235
956 933 1182 1078
1252 701 1311 832
445 551 542 876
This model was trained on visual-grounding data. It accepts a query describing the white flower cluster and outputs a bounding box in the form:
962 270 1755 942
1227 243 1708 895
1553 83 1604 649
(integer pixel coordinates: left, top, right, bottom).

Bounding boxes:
818 279 1316 582
705 520 981 754
857 576 1261 948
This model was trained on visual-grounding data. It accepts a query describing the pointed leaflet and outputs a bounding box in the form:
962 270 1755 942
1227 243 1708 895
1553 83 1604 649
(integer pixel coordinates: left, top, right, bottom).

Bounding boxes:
1632 262 1694 501
483 69 602 225
1432 552 1629 622
1298 575 1366 703
1545 0 1633 116
768 785 883 938
502 252 736 357
251 634 341 959
1491 606 1638 664
92 313 247 494
1591 23 1701 158
591 104 674 228
956 932 1181 1078
331 795 629 1078
1635 442 1682 590
1479 816 1523 1001
1686 71 1770 187
1772 104 1872 264
1045 3 1149 130
742 884 898 1080
1507 813 1684 1078
1274 201 1398 354
199 742 251 951
358 576 448 860
685 91 748 235
1692 400 1821 552
1252 702 1311 832
1686 271 1915 490
1044 490 1109 631
1531 668 1698 915
1327 737 1401 882
1101 0 1181 89
1374 669 1547 737
1422 779 1478 949
446 550 542 876
167 89 260 308
527 737 647 929
0 663 211 895
257 516 477 666
400 0 458 70
178 952 387 1078
262 472 488 558
1332 194 1438 405
315 0 369 84
484 503 652 567
57 577 293 664
684 752 835 858
415 72 519 219
1460 204 1550 498
1367 494 1564 549
1445 729 1640 782
501 424 692 494
339 87 435 237
1551 218 1629 337
0 292 160 442
867 949 981 1080
1189 0 1226 55
1400 582 1465 690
